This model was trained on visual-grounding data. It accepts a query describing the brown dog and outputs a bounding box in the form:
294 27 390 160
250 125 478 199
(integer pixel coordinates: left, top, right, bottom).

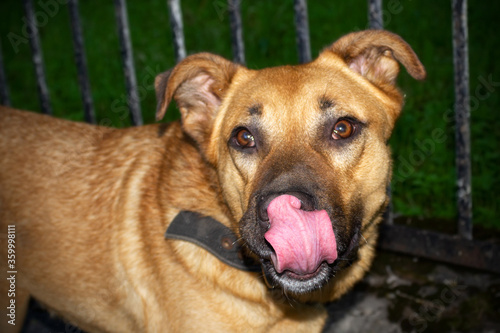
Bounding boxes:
0 30 425 332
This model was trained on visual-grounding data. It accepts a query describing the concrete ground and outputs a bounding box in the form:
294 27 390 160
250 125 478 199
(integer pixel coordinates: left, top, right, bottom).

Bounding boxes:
324 249 500 333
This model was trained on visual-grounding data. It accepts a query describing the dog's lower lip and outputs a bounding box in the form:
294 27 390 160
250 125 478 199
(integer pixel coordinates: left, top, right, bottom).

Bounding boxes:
265 258 328 280
283 264 323 280
260 259 333 294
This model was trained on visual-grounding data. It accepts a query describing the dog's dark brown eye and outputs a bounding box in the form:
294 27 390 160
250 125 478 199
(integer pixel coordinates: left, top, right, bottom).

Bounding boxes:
235 129 256 148
332 119 354 139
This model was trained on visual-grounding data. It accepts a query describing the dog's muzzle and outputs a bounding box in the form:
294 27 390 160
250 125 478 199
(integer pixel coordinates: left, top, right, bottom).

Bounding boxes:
263 194 337 275
240 188 361 295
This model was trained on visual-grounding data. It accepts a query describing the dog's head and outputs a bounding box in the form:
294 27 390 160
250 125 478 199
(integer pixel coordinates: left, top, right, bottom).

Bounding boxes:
156 30 425 297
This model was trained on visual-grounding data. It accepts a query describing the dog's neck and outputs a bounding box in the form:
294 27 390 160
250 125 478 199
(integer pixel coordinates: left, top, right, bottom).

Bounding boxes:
157 125 231 219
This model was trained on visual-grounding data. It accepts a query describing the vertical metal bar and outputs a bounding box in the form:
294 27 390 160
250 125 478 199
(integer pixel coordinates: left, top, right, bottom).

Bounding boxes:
368 0 384 29
383 186 394 225
293 0 311 64
228 0 245 65
68 0 95 124
368 0 393 226
167 0 186 63
452 0 472 240
114 0 142 126
0 42 11 106
23 0 52 115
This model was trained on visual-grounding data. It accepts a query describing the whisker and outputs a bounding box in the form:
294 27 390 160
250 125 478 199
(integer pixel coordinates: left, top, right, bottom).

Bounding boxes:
360 232 368 245
232 237 244 246
282 289 296 308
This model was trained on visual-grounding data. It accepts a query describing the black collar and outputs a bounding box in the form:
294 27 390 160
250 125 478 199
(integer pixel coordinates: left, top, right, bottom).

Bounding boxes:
165 211 261 272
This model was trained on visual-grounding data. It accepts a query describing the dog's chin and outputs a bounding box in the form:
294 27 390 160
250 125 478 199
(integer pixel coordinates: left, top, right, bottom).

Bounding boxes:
260 260 334 295
252 231 361 295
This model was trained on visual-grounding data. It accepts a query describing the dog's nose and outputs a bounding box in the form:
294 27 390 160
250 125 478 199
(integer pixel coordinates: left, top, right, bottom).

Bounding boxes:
258 191 317 222
293 192 316 211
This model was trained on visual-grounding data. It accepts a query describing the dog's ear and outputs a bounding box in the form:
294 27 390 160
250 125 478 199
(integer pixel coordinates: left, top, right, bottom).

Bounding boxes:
322 30 426 91
155 53 240 146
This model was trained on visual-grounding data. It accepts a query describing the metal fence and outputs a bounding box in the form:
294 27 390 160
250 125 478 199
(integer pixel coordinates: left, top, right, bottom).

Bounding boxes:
0 0 498 273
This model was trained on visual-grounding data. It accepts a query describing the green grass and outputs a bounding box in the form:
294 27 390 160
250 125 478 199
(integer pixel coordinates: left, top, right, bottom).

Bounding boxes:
0 0 498 229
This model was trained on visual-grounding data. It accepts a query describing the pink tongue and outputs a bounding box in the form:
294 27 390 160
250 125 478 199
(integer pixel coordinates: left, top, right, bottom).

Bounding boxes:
264 195 337 275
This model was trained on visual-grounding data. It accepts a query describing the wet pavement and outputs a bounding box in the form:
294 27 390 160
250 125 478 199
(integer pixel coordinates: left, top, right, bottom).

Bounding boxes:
324 249 500 333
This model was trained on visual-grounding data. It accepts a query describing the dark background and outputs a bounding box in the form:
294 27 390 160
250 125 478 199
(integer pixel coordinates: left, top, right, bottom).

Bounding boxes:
0 0 498 230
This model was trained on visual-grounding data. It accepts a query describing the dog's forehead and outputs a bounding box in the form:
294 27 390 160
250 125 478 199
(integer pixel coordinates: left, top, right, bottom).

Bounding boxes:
228 63 384 125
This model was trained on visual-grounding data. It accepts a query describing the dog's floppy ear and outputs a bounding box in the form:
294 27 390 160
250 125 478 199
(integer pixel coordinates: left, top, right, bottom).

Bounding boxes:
323 30 426 91
155 53 240 146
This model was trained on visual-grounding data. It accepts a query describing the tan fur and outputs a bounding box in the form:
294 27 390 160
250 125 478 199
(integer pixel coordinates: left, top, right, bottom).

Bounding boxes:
0 30 424 332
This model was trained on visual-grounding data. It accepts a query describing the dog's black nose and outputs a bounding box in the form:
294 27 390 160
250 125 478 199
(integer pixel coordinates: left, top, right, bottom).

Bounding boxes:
257 191 317 223
293 191 316 211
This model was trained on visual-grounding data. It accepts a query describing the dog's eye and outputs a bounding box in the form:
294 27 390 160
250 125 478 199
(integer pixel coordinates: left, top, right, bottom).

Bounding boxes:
235 128 256 148
332 119 354 140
